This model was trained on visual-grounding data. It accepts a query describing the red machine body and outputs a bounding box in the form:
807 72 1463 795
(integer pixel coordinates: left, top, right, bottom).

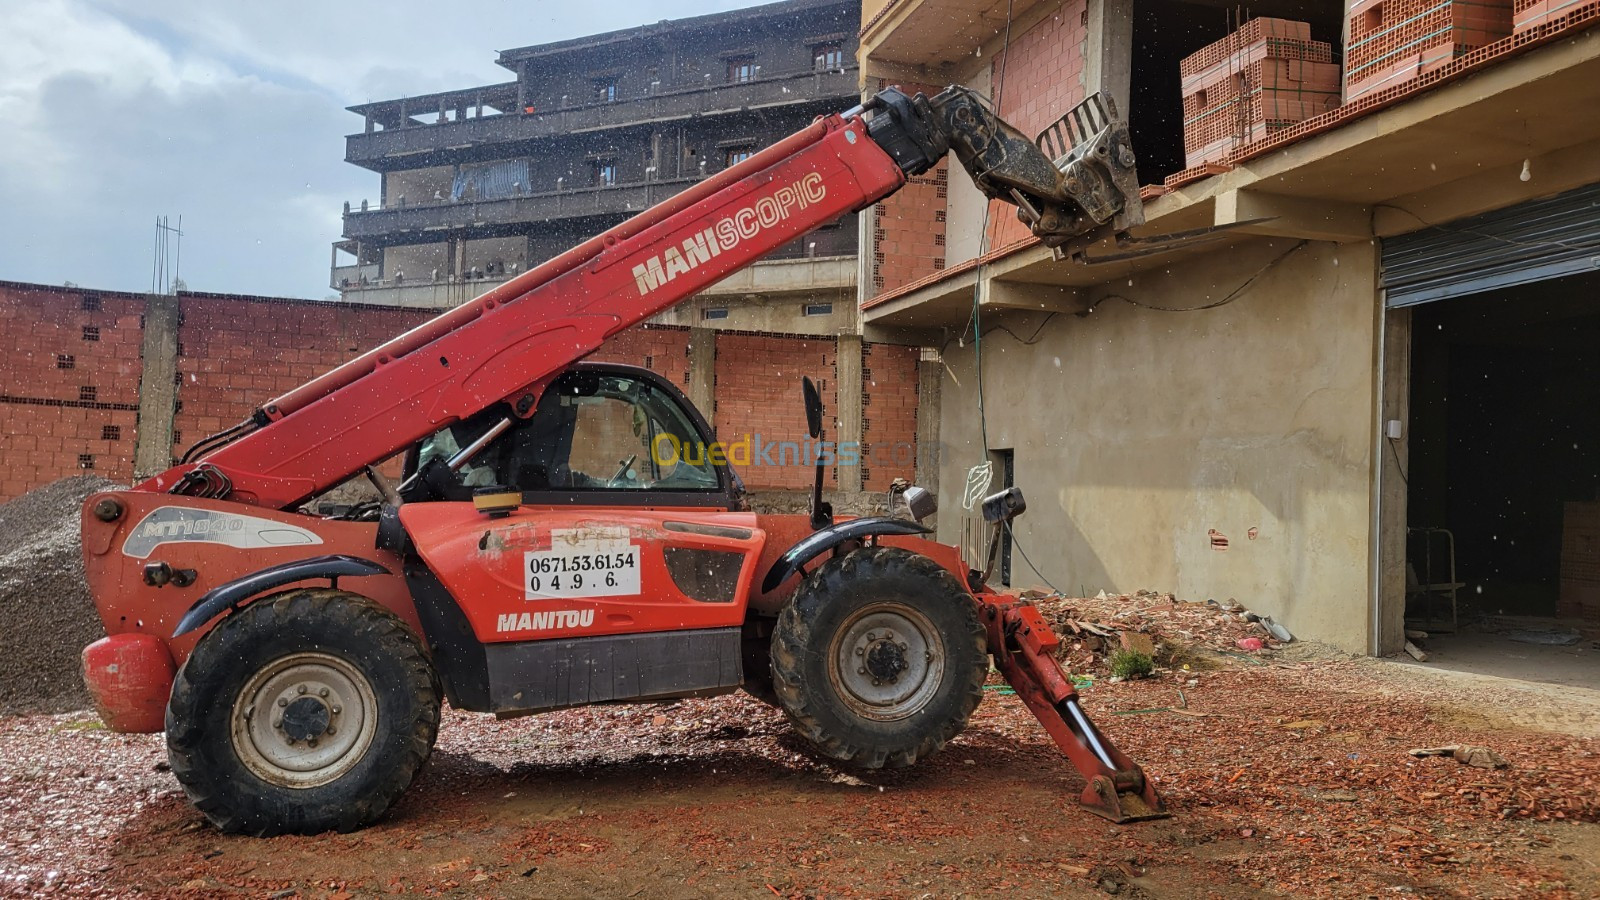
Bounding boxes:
79 87 1167 828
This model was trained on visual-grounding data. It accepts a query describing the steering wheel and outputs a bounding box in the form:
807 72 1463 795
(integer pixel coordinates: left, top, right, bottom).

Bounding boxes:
610 454 638 485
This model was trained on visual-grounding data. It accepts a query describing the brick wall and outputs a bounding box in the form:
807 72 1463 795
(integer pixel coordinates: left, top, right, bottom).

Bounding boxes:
869 79 949 296
713 332 840 491
0 281 923 504
173 295 437 456
0 283 144 499
861 342 920 490
986 0 1090 249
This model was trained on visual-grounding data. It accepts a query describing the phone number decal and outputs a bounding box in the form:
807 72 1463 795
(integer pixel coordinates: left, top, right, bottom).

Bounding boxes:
524 546 639 599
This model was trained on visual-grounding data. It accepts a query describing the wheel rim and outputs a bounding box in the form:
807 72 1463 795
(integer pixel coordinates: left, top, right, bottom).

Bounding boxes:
230 652 378 789
828 602 946 721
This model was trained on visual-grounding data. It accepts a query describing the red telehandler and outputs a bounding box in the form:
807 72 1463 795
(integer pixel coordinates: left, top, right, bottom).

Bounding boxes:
79 85 1167 835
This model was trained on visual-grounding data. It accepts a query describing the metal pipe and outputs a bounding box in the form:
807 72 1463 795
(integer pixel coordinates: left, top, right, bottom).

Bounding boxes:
1065 698 1117 771
447 417 514 470
397 417 514 494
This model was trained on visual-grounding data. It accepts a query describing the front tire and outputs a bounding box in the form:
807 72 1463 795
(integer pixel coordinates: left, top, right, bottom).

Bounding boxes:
166 589 440 835
771 547 988 768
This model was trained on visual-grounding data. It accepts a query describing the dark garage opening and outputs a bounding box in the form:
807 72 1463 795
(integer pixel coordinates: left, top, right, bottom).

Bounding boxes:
1403 271 1600 681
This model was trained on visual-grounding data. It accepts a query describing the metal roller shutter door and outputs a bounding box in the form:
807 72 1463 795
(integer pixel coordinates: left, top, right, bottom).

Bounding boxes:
1381 182 1600 308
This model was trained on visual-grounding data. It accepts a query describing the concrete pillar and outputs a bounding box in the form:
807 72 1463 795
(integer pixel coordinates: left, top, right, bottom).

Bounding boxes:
1375 306 1412 656
688 327 716 429
133 295 181 478
835 334 863 493
915 355 942 499
1085 0 1133 111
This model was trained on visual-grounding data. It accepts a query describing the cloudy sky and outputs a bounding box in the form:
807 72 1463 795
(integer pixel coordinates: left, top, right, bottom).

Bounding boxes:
0 0 773 299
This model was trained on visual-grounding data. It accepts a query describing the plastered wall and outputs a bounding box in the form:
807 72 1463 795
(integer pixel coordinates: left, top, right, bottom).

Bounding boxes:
934 240 1380 651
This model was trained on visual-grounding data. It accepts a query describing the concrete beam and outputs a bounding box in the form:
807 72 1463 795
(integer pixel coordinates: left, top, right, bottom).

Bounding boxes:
1373 137 1600 237
915 355 942 502
1214 188 1372 243
133 295 181 479
984 278 1090 314
835 333 864 493
687 327 716 425
1085 0 1133 111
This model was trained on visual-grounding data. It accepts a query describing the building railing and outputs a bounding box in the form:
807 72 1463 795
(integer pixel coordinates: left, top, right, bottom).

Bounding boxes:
345 66 858 165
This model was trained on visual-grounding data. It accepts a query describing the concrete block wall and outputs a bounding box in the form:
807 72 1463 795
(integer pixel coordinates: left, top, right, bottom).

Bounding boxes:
0 281 920 504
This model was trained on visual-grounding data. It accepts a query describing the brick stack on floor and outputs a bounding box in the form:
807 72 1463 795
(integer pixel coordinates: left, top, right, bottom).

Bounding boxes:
1180 18 1339 168
1345 0 1513 101
1561 502 1600 624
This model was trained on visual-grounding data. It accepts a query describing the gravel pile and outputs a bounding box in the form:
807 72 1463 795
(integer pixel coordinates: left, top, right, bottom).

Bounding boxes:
0 476 118 714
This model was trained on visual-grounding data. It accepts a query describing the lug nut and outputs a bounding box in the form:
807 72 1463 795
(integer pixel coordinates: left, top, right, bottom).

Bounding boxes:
899 642 908 651
331 706 341 715
871 678 881 686
296 685 307 695
857 667 867 675
308 739 318 748
326 726 337 736
319 687 329 698
273 718 283 729
867 633 876 642
277 698 288 708
855 647 864 656
884 630 893 639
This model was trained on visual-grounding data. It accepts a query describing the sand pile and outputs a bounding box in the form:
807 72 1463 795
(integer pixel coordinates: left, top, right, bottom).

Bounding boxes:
0 476 118 714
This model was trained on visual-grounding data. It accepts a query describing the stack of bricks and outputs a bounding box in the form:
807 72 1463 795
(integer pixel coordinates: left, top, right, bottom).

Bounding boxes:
1514 0 1598 32
1180 18 1339 168
1345 0 1513 101
1560 502 1600 623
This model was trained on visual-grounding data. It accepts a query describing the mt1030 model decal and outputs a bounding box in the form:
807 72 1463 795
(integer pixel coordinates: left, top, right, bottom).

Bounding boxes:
122 506 323 559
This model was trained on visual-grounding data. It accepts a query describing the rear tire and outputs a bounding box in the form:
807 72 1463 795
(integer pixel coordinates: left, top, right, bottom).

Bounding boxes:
771 547 987 768
166 589 440 835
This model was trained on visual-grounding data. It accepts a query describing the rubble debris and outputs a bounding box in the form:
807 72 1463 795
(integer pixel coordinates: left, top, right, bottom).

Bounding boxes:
1404 641 1429 662
1410 745 1510 769
1236 637 1265 651
1507 628 1581 646
0 477 118 714
1026 588 1299 676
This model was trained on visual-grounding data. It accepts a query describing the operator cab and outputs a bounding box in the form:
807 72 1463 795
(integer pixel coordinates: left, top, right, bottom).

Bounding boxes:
403 363 745 509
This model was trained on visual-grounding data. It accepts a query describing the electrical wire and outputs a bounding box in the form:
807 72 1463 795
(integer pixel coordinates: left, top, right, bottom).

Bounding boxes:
1386 436 1410 487
1091 240 1308 313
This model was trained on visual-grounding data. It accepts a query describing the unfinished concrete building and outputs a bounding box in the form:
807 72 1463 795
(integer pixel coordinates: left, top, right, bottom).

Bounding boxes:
332 0 859 337
858 0 1600 660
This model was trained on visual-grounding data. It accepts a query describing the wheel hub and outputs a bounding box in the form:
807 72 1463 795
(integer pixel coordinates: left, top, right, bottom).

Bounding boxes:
280 697 331 743
864 640 908 681
231 652 377 789
830 604 946 721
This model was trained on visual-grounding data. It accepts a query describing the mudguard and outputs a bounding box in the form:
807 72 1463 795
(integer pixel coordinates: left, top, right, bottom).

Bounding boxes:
171 554 391 637
760 516 931 592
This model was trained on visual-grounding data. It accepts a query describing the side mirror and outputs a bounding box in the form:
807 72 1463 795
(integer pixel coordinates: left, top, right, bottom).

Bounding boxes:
802 377 823 439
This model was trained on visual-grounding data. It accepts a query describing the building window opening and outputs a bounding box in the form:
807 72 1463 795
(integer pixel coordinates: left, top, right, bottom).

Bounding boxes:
726 55 757 83
812 42 845 70
802 302 834 317
592 159 618 187
593 77 619 104
725 146 755 167
703 307 730 321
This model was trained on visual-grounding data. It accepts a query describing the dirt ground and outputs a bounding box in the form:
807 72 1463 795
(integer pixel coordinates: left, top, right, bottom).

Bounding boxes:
2 650 1595 898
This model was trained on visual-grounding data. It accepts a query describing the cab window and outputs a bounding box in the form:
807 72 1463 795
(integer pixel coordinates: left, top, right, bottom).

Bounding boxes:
408 371 720 497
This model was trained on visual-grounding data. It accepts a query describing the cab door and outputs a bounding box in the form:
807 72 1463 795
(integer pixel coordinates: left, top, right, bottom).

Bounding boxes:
396 365 767 713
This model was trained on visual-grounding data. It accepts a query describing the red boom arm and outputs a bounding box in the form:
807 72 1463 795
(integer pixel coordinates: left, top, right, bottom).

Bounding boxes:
144 113 905 509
